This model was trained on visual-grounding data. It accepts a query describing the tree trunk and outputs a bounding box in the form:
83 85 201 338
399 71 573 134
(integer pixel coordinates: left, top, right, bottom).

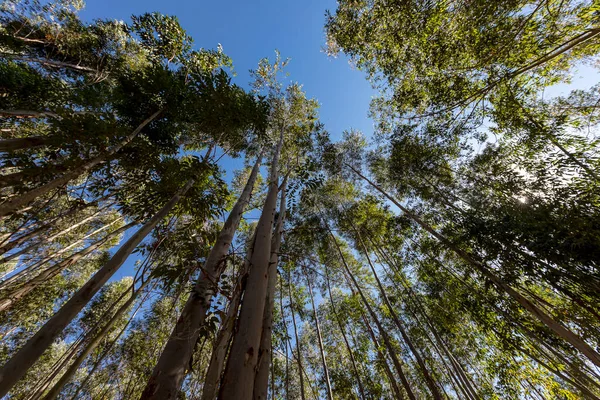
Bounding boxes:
350 223 442 399
0 202 107 259
201 232 256 400
347 163 600 368
0 221 133 313
0 109 162 217
141 154 263 400
0 218 122 293
323 263 367 399
0 178 192 397
218 133 284 400
287 278 307 400
281 276 290 400
327 225 415 400
359 309 404 400
302 265 333 400
254 176 288 400
41 280 148 400
200 271 244 400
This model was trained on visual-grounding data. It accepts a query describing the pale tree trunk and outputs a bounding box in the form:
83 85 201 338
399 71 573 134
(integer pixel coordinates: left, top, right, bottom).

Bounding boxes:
0 203 111 260
141 154 263 400
218 133 284 400
25 282 134 400
41 280 150 400
0 194 109 249
360 312 404 400
0 222 133 312
68 307 143 400
20 217 120 270
347 163 600 368
0 109 162 217
350 224 442 399
201 232 256 400
323 263 367 399
302 265 333 400
280 277 290 400
0 178 192 397
287 278 306 400
327 226 416 400
369 239 478 399
0 218 122 292
351 308 404 400
200 270 244 400
254 176 288 400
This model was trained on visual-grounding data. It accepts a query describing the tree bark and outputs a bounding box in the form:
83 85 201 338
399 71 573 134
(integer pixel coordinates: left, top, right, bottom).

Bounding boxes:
0 178 192 397
0 202 110 260
200 270 244 400
0 218 122 292
254 176 288 400
141 154 263 400
218 132 284 400
0 109 162 217
302 265 333 400
281 276 290 400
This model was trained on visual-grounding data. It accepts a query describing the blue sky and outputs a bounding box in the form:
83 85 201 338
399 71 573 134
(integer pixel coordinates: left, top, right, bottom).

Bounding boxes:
80 0 376 141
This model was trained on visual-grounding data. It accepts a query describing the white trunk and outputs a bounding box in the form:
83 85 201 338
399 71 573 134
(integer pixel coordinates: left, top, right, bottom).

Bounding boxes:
141 154 263 400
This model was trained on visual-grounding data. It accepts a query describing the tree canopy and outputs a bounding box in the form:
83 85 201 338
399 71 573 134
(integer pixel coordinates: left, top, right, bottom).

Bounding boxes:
0 0 599 399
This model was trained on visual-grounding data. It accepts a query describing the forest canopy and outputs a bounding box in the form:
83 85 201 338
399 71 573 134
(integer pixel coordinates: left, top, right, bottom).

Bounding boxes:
0 0 599 399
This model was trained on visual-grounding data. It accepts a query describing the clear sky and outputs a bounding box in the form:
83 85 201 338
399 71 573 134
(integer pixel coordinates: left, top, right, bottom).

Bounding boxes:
80 0 376 141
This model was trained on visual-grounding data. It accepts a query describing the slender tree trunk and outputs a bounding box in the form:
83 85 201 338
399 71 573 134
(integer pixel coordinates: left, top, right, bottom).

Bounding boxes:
68 307 143 400
349 223 442 399
280 276 290 400
0 110 60 119
201 237 255 400
0 177 192 397
327 225 415 400
302 265 333 400
41 281 149 400
370 238 481 399
347 163 600 368
0 203 110 260
0 109 162 217
254 177 288 400
200 275 243 400
323 263 367 399
0 195 109 249
218 133 284 400
0 222 133 312
287 278 307 400
141 154 263 400
0 218 122 292
359 310 404 400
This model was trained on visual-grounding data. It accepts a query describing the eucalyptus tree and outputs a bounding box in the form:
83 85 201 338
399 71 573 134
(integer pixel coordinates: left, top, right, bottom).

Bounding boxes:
208 55 318 400
325 0 600 120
